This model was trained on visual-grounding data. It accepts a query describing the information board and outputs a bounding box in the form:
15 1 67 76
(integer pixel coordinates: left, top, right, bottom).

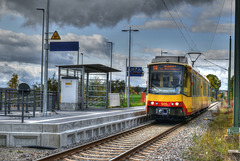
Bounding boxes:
127 67 144 77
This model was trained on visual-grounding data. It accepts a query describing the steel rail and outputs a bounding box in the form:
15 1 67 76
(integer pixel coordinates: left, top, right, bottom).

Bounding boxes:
110 102 219 161
37 120 154 161
38 102 219 161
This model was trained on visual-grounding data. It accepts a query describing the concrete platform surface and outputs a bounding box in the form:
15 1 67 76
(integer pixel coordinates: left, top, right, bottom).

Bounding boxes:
0 106 145 124
0 106 150 148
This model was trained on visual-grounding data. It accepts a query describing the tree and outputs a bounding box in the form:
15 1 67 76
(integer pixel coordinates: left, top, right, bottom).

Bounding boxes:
134 85 141 94
32 82 41 90
7 74 19 89
111 79 125 93
206 74 221 100
47 74 58 92
32 74 58 92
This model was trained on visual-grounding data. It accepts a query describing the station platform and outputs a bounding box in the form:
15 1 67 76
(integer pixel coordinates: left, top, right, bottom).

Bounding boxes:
0 106 150 148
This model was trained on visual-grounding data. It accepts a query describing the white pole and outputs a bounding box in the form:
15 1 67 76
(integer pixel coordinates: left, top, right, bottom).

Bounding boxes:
125 58 127 102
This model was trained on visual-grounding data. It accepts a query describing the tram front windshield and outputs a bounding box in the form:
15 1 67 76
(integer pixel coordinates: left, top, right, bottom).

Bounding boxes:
149 64 183 95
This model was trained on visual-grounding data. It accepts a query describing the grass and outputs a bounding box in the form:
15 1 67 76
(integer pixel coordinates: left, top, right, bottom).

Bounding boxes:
120 94 145 107
183 100 239 161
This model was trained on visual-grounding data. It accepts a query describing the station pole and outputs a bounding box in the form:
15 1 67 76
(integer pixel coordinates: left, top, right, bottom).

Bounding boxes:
228 0 240 137
233 0 240 131
125 58 127 102
227 36 232 108
43 0 49 116
122 27 139 108
108 42 113 93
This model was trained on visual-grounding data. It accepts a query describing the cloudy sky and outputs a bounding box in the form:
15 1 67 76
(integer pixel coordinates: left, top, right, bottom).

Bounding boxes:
0 0 235 90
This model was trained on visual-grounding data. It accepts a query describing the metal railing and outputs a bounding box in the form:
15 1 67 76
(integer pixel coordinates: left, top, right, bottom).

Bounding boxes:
0 88 57 117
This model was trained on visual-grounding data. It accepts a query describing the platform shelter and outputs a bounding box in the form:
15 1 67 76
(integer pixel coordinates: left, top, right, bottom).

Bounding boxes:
57 64 121 110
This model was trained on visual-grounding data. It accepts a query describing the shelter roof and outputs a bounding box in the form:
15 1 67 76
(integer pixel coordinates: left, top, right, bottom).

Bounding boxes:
58 64 121 73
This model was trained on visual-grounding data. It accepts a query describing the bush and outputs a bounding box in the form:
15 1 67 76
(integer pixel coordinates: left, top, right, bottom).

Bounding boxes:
183 108 239 160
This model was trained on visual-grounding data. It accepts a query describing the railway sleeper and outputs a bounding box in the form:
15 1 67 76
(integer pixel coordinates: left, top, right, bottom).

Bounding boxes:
72 155 108 161
138 151 151 155
102 143 133 148
132 155 146 159
129 158 143 161
97 145 131 150
142 149 155 153
109 140 134 144
92 147 126 152
78 152 113 158
63 158 76 161
86 150 120 155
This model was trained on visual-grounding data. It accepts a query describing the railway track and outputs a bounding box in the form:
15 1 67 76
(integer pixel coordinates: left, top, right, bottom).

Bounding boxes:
38 102 218 161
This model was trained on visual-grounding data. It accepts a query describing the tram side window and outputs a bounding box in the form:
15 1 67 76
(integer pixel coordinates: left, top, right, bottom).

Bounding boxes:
203 81 207 97
183 68 191 96
196 77 199 96
192 74 196 97
208 85 211 96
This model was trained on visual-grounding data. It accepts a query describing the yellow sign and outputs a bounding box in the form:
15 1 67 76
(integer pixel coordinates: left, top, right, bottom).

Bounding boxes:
65 82 72 86
51 31 61 40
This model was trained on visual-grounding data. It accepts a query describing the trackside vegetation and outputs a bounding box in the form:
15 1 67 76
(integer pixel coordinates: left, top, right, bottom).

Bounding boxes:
120 94 145 107
183 100 239 160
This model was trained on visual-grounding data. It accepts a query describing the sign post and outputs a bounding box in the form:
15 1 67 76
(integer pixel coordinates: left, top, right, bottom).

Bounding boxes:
18 83 30 123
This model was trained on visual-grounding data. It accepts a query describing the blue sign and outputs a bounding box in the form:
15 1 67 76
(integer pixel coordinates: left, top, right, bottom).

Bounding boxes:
50 41 79 51
127 67 144 77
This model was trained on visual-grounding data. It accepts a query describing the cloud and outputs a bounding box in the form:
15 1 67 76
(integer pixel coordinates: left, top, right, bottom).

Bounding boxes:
0 28 112 86
0 0 214 28
137 20 177 30
0 28 109 65
191 20 233 34
191 0 234 34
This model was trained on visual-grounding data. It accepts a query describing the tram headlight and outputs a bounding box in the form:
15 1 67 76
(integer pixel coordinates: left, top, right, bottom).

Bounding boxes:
150 101 154 105
175 102 179 106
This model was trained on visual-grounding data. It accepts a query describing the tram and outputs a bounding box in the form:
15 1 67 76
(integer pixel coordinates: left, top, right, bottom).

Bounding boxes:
146 56 211 121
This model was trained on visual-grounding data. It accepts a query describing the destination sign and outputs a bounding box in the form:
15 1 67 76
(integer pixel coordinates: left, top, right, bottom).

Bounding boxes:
151 64 182 71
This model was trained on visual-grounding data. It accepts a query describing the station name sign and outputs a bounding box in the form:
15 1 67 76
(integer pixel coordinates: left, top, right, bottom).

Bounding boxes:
50 41 79 51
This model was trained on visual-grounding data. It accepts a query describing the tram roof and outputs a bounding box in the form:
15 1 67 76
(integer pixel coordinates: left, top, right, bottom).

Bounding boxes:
57 64 121 73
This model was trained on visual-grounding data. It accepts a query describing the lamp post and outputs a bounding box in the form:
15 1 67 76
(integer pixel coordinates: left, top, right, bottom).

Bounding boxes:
122 27 139 108
81 53 84 65
43 0 49 117
36 8 45 109
108 42 113 93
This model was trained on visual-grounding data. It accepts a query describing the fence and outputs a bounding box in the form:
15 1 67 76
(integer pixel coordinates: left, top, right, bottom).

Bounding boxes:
0 88 57 118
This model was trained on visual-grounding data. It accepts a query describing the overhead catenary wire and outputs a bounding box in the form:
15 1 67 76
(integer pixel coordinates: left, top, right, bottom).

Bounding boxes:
208 0 226 51
204 58 228 71
198 0 230 71
161 0 193 51
169 0 199 52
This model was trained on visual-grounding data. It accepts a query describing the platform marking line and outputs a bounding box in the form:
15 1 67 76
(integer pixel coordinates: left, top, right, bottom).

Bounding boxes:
26 107 144 124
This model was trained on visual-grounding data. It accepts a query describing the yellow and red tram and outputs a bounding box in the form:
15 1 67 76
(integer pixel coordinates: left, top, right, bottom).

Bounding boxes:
146 56 211 121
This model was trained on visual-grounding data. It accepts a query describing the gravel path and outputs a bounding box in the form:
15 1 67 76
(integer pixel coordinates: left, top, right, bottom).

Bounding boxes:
0 108 214 161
